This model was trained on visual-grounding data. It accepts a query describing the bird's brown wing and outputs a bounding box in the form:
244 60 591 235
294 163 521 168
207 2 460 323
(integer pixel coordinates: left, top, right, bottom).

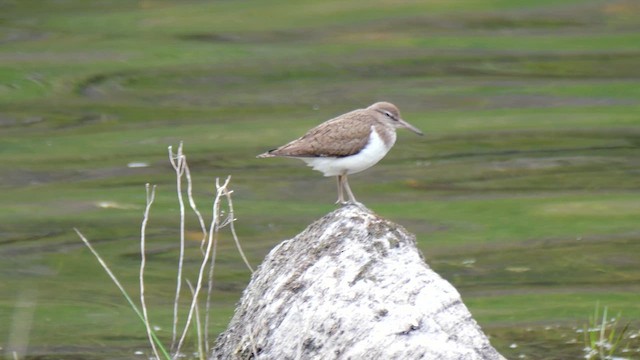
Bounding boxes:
267 110 373 158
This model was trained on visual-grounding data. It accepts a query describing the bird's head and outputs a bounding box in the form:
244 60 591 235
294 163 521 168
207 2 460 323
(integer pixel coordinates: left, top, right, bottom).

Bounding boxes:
368 102 423 135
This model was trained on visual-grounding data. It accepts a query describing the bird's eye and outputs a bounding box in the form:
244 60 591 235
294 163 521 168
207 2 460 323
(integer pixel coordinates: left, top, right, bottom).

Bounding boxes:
384 111 396 120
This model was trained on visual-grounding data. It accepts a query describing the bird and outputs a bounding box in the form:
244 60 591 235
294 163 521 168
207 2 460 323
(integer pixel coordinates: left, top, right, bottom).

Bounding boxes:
257 102 423 204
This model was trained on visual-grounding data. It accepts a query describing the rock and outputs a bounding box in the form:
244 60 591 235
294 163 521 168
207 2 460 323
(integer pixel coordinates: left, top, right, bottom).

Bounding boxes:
211 204 505 360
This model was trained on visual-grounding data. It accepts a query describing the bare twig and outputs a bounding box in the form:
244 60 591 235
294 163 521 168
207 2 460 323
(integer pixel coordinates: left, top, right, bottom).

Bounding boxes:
204 226 219 354
175 176 231 356
139 184 160 360
183 159 208 251
186 280 205 360
75 228 171 360
79 144 252 359
222 186 254 273
168 143 187 351
76 228 142 315
203 183 255 352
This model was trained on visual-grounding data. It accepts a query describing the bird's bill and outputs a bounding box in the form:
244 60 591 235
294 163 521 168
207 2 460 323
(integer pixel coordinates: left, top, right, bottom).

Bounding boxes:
398 118 423 135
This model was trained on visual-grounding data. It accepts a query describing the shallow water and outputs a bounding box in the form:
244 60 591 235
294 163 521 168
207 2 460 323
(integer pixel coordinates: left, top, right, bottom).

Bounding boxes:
2 0 640 359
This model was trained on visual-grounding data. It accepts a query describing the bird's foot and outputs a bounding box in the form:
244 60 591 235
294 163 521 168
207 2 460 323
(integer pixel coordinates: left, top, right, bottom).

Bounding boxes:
335 199 350 206
335 199 364 207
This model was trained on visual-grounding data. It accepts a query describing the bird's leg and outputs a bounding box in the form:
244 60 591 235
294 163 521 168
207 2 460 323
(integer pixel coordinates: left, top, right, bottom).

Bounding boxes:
342 174 358 204
335 175 345 204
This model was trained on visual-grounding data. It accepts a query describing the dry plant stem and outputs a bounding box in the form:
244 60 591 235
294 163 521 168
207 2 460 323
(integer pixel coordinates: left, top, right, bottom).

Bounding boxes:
202 178 224 354
204 229 219 354
183 159 208 250
75 228 170 360
180 145 212 354
139 184 160 360
76 229 142 315
168 143 187 352
175 176 231 357
186 280 206 360
203 186 255 351
222 187 254 273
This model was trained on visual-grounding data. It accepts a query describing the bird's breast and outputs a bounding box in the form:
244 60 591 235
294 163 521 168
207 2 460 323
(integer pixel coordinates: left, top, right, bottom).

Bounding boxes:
301 126 395 176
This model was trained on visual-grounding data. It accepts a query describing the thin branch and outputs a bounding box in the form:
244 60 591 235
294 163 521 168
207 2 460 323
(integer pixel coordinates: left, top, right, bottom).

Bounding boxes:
139 184 160 360
80 143 248 359
176 144 213 354
203 180 254 352
183 159 208 252
186 280 205 360
222 186 254 273
204 179 224 352
75 228 171 360
204 226 219 354
168 143 187 352
175 176 231 356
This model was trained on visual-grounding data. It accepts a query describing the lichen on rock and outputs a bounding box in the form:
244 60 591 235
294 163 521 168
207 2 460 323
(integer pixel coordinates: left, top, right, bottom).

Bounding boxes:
211 204 505 360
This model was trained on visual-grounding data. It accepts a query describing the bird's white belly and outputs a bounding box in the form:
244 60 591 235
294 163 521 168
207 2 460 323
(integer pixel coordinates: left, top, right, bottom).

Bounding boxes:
300 127 395 177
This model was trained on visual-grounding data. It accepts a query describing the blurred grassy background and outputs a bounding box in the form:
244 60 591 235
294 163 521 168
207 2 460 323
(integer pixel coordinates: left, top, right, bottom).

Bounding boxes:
1 0 639 359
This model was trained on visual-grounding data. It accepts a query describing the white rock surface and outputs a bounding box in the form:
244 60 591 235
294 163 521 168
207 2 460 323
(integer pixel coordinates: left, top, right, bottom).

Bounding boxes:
211 204 505 360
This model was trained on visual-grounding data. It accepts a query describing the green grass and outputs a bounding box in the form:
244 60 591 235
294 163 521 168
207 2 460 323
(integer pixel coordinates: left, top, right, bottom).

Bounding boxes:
1 0 639 359
582 304 632 360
